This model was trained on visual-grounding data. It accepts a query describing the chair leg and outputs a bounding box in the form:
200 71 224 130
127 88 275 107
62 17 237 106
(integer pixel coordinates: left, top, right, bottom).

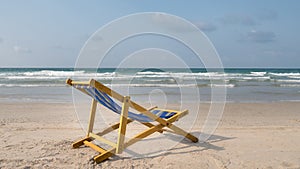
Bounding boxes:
116 96 130 154
73 120 133 149
167 124 198 143
87 99 97 136
72 137 93 148
90 113 198 163
93 150 115 163
141 122 164 133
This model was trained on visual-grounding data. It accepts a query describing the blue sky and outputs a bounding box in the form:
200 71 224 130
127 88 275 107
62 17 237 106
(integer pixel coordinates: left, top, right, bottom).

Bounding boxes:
0 0 299 68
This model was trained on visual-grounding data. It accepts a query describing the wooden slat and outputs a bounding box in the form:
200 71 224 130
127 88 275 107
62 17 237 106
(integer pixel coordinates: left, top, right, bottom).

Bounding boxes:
161 110 198 143
116 96 130 154
73 120 134 149
166 124 198 143
89 132 116 147
141 122 155 128
66 78 72 85
125 124 165 148
92 79 124 103
87 99 97 135
152 108 182 114
95 120 133 136
147 106 158 111
180 109 189 117
92 111 195 163
94 124 165 163
72 137 92 148
69 81 91 86
83 141 107 154
93 150 115 163
124 111 191 148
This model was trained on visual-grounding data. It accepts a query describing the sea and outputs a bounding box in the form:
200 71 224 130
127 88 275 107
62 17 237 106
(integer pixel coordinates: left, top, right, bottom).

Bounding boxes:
0 68 299 103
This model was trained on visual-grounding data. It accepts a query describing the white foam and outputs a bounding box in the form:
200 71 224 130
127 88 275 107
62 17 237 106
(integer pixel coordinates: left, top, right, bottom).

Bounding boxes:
210 84 235 88
269 72 300 76
6 76 61 80
23 70 84 76
0 84 65 87
250 71 267 76
107 83 198 88
288 75 300 79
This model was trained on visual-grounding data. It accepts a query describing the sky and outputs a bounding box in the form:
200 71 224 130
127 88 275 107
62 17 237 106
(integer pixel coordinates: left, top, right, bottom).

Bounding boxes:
0 0 299 68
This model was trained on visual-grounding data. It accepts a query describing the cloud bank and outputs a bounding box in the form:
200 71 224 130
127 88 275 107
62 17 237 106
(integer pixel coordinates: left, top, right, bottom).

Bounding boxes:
13 46 32 54
219 14 256 26
246 30 276 43
194 22 217 32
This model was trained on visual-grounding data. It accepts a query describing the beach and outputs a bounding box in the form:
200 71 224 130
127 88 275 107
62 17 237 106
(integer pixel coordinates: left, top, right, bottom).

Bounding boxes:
1 0 300 168
1 101 300 169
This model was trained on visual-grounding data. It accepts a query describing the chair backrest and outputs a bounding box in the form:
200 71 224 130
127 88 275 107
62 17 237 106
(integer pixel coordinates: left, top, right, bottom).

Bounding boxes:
73 84 175 122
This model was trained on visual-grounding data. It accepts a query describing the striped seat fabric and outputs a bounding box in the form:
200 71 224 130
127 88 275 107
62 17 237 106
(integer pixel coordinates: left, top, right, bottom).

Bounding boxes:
74 85 176 122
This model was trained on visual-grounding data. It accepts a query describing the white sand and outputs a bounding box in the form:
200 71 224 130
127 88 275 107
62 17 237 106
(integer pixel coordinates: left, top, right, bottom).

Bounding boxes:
1 102 300 169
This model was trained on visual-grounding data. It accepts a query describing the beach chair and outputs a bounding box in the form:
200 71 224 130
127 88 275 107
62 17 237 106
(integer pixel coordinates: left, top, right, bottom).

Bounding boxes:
66 78 198 163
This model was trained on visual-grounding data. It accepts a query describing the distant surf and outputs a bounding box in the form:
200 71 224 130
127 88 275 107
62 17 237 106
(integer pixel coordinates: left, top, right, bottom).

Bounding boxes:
0 68 299 102
0 68 299 87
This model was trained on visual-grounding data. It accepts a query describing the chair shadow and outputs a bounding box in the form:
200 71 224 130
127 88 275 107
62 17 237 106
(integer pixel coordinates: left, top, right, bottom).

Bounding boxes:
108 131 235 161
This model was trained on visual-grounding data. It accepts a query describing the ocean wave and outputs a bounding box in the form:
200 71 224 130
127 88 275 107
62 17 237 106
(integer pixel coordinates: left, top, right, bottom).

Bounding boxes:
1 69 299 89
241 76 270 80
0 82 235 88
23 70 85 76
136 71 223 77
109 83 234 88
269 72 300 77
1 70 275 82
6 76 62 80
0 70 120 81
0 84 65 87
250 71 267 76
276 79 300 83
110 84 198 88
288 75 300 79
210 84 235 88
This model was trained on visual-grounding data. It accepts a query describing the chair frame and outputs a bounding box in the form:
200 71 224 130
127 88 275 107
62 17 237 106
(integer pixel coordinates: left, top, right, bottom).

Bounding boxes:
66 78 198 163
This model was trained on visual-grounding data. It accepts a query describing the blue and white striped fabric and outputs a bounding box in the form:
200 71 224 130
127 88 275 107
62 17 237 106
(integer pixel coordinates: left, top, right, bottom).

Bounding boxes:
73 85 176 122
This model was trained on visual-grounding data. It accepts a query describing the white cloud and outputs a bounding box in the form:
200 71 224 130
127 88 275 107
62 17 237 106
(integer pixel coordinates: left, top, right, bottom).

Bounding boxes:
219 14 256 26
194 22 217 32
246 30 276 43
13 45 32 54
238 30 276 43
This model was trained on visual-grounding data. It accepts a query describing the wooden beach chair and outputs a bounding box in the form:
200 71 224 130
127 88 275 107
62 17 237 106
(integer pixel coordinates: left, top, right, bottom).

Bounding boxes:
66 78 198 163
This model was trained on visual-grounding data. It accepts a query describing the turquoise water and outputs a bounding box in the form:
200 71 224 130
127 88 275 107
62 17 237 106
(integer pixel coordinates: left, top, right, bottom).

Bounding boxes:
0 68 299 102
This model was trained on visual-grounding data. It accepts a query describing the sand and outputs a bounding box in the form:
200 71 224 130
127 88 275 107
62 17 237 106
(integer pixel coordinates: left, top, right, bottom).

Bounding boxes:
1 102 300 169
